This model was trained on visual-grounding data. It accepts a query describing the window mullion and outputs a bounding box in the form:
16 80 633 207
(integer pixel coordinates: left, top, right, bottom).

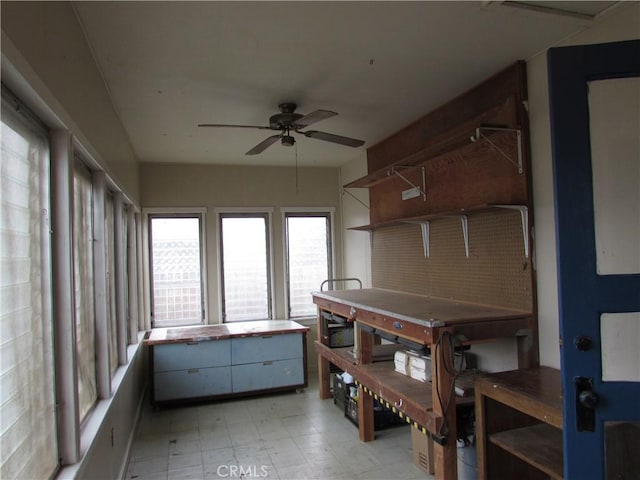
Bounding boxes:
127 208 140 343
113 192 127 364
91 171 111 398
51 129 80 463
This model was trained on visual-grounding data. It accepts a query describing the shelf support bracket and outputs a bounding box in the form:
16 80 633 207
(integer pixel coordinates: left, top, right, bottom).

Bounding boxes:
494 205 529 258
444 215 469 258
470 127 523 174
406 221 430 257
387 166 427 201
342 188 370 210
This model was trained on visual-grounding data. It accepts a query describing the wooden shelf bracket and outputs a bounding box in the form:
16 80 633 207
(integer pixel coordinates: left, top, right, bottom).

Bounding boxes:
388 166 427 201
470 127 524 174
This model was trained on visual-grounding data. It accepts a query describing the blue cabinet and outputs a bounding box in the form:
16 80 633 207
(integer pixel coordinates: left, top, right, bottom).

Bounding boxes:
149 321 307 403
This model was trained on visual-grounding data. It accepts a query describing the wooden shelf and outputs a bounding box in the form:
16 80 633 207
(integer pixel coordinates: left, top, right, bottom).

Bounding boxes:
314 341 474 429
344 103 515 189
348 203 501 231
476 367 564 480
490 423 563 480
475 366 563 428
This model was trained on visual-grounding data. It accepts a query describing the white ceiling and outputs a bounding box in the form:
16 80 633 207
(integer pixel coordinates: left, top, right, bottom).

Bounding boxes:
72 1 619 168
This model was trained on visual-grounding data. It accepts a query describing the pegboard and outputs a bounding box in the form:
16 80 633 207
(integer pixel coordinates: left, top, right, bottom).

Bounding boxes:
371 209 532 311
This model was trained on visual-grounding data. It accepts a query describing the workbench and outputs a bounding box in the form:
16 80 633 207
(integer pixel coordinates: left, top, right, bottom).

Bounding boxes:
313 288 534 480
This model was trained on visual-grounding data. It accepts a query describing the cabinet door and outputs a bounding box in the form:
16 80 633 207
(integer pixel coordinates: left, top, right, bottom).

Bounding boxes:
153 339 231 372
154 366 232 401
231 333 302 365
232 359 304 393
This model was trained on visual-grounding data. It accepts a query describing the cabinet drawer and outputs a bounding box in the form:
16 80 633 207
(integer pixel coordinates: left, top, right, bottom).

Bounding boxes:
154 366 232 401
153 339 231 372
231 333 303 365
231 358 304 393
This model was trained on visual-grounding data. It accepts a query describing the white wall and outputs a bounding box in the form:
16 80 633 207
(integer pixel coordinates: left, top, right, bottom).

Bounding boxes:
139 162 343 323
339 152 372 288
1 1 140 202
340 2 640 371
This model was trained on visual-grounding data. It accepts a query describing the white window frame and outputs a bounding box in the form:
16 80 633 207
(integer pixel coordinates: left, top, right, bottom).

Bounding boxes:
215 207 275 322
281 207 336 320
142 207 209 328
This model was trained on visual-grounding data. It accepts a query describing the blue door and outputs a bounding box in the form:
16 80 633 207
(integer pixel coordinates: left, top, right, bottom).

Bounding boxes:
548 40 640 479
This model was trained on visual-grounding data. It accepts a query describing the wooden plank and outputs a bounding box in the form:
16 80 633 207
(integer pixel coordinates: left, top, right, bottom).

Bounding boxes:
490 424 563 480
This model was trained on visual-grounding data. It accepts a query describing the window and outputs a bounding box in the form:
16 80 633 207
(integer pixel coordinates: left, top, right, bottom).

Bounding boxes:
1 97 58 479
73 161 97 421
149 214 205 328
220 213 272 322
285 212 333 318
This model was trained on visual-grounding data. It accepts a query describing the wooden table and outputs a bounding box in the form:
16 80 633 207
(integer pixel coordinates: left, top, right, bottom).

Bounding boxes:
313 288 535 480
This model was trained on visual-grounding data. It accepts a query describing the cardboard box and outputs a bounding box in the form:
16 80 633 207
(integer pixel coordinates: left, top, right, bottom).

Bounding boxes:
411 427 435 475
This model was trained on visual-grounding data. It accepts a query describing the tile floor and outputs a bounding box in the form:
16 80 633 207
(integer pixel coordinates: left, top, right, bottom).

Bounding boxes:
125 378 477 480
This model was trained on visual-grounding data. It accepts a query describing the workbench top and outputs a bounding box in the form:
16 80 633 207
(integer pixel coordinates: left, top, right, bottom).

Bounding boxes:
145 320 309 345
312 288 530 327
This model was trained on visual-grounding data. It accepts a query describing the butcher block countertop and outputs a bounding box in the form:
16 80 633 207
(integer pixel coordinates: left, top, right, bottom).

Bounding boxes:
145 320 309 346
312 288 530 328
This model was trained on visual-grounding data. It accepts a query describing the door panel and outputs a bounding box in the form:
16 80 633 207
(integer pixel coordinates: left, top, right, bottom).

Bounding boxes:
548 39 640 479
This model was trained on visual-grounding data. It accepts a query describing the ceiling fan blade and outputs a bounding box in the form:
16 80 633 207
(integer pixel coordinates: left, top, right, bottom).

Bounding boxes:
302 130 365 148
198 123 272 130
294 109 337 129
245 134 282 155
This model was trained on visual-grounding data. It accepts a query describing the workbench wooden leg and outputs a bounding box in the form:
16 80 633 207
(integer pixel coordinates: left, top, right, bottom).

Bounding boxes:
475 388 488 479
356 324 375 442
318 354 332 399
357 384 375 442
432 331 458 480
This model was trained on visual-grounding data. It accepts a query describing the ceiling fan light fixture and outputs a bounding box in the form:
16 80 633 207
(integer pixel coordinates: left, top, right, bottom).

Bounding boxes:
281 135 295 147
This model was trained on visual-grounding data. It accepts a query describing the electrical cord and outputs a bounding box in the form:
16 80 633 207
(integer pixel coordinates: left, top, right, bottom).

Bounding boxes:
434 331 464 440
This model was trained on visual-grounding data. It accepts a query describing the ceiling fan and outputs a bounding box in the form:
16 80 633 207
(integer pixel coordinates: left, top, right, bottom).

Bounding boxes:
198 102 365 155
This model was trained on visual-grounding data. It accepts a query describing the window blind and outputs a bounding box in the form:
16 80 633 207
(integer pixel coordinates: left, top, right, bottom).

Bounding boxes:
0 97 58 478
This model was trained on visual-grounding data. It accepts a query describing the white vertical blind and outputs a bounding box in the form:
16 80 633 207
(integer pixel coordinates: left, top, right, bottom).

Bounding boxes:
0 103 57 478
73 163 97 420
